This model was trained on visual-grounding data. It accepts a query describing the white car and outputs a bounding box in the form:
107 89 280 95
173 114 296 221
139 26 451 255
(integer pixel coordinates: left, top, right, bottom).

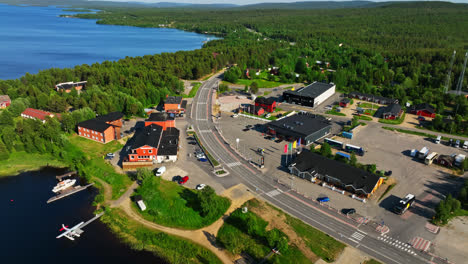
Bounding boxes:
155 166 166 176
324 105 333 110
196 153 206 159
196 184 206 190
265 113 271 118
232 114 239 118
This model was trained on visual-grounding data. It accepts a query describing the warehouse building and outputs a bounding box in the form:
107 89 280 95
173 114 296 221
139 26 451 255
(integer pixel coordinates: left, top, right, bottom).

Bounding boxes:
289 150 384 198
265 112 331 145
283 82 335 107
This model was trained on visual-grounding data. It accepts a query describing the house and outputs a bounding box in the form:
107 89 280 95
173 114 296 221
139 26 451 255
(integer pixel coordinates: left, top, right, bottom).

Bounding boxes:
289 150 384 198
283 82 336 107
145 112 176 130
339 98 351 107
127 124 179 163
77 112 123 143
251 105 265 116
55 81 87 93
436 155 454 168
348 91 398 105
375 103 403 120
0 95 11 109
21 108 59 123
255 97 277 112
164 96 187 116
266 112 331 145
410 103 436 118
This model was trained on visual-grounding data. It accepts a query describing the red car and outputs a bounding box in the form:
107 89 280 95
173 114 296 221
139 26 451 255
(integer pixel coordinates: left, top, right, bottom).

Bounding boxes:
179 176 189 184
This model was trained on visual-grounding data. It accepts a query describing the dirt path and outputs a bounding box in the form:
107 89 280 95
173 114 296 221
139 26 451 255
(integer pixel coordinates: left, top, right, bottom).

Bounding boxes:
93 177 113 203
116 183 254 264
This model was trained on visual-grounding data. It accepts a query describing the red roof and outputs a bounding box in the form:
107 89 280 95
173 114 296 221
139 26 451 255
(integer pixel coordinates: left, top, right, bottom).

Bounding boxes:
0 95 10 103
22 108 54 121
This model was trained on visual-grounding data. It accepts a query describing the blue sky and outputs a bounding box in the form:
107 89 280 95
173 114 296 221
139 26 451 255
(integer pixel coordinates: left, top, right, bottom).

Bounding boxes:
93 0 467 5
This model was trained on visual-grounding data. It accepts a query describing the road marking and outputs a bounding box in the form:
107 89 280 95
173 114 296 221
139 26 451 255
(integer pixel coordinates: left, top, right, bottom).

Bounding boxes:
348 238 360 244
197 102 207 104
265 190 281 197
226 162 241 167
199 130 212 133
351 232 365 241
196 118 207 121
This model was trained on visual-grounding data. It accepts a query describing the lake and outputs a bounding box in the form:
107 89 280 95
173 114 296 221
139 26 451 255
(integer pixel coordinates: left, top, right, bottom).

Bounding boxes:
0 168 167 263
0 4 214 80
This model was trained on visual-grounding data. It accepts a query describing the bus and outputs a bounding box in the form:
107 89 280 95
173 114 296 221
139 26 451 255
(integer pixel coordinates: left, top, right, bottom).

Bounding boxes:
394 194 415 215
424 152 438 165
344 144 365 156
324 138 344 149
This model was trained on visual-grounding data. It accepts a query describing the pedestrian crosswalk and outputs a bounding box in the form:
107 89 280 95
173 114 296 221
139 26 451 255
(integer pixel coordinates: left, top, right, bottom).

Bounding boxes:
351 231 365 241
199 130 212 133
265 189 282 197
226 161 241 167
409 237 431 252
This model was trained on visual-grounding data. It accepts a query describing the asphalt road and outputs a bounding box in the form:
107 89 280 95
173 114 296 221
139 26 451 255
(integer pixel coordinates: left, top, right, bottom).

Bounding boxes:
190 74 445 264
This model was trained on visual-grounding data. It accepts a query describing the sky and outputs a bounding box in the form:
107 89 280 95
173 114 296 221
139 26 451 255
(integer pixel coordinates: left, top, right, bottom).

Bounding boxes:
91 0 468 5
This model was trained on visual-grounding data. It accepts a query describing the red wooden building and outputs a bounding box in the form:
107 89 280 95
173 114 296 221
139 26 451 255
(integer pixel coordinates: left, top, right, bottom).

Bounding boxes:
0 95 10 109
145 112 176 130
410 103 436 118
339 98 351 107
77 112 123 144
21 108 59 123
255 97 277 112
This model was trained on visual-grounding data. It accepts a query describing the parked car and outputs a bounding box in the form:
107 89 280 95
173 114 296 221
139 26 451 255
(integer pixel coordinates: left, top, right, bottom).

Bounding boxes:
155 166 166 176
188 141 197 145
246 125 253 128
242 128 250 132
463 141 468 149
275 139 283 143
342 208 356 215
106 153 115 158
231 114 239 118
179 176 189 184
264 135 273 140
199 158 208 162
196 153 206 159
196 184 206 190
417 116 426 121
324 105 333 110
265 113 271 118
317 197 330 203
384 170 393 176
455 139 460 148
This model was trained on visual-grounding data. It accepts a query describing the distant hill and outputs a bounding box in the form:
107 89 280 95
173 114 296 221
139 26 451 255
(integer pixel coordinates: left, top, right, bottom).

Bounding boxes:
240 1 379 10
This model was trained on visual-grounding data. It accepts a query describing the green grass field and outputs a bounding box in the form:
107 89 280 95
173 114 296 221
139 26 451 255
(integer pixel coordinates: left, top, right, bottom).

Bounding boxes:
68 135 132 199
379 113 406 125
0 152 66 177
364 259 383 264
101 208 222 264
357 115 373 121
359 103 380 109
326 110 346 116
236 78 286 88
186 82 201 98
135 176 230 229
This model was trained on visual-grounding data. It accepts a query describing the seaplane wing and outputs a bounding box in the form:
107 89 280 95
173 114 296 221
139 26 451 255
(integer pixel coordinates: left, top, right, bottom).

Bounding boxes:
56 221 84 240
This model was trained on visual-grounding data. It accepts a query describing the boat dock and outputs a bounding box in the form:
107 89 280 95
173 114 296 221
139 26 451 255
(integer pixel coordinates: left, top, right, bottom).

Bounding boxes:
56 171 77 181
80 212 104 229
47 183 94 204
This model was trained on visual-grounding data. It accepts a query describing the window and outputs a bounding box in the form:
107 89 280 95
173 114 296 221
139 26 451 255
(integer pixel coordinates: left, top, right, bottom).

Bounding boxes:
79 132 81 135
148 149 152 153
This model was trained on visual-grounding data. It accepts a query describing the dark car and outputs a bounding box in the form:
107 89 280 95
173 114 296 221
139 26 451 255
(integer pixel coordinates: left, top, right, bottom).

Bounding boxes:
384 170 392 176
179 176 189 184
264 136 273 140
417 116 426 121
275 139 283 143
242 128 250 132
246 125 253 128
199 158 208 162
342 208 356 215
188 141 197 145
317 197 330 203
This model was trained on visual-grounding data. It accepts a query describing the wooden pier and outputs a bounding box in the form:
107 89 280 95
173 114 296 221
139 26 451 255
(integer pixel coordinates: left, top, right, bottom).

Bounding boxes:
47 183 94 204
56 171 77 181
80 212 104 229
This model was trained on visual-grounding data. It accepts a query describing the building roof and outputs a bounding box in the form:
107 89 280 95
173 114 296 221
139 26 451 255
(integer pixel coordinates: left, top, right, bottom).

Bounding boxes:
291 150 381 194
78 119 112 132
251 105 264 113
165 96 183 105
348 91 398 104
95 112 124 123
21 108 54 121
147 112 175 122
267 113 331 138
255 97 276 105
130 124 163 149
56 81 87 90
158 127 180 155
375 103 402 117
0 95 10 103
283 82 334 98
181 100 187 110
340 98 351 104
411 103 435 114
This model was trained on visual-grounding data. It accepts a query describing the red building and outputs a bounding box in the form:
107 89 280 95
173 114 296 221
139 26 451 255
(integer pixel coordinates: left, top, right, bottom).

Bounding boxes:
410 103 436 118
21 108 59 123
254 97 277 113
127 124 179 163
0 95 10 109
77 112 123 144
145 112 176 130
339 98 351 108
375 104 403 120
164 96 187 116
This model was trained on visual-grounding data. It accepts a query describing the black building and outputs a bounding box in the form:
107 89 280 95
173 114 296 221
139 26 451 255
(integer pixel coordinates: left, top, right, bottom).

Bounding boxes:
265 112 331 145
283 82 336 107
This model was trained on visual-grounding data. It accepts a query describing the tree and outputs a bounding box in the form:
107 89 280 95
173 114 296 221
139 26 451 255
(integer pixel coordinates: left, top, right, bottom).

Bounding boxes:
295 58 307 74
0 110 14 126
350 153 357 166
0 139 9 160
250 82 259 94
198 186 217 217
320 142 332 157
351 115 359 127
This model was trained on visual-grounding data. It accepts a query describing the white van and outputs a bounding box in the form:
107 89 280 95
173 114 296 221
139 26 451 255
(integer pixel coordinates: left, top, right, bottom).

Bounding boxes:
435 136 441 144
155 166 166 176
463 141 468 149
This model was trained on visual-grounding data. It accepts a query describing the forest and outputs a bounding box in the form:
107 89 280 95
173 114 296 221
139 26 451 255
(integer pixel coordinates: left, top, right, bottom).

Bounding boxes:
2 1 468 160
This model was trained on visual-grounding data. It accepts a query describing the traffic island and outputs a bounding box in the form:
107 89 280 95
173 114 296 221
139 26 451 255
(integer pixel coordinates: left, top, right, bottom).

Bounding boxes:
213 168 229 177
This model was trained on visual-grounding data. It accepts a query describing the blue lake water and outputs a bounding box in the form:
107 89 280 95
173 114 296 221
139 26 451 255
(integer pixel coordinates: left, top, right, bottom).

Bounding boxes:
0 4 214 80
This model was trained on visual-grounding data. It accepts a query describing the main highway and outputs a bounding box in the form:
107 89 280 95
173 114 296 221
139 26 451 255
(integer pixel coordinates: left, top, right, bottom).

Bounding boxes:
191 73 444 264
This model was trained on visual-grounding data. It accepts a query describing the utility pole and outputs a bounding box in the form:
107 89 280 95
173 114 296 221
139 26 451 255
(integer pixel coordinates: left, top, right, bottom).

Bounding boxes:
444 50 456 94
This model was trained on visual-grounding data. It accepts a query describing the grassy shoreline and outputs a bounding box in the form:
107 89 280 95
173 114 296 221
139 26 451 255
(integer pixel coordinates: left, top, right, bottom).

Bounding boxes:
0 152 66 177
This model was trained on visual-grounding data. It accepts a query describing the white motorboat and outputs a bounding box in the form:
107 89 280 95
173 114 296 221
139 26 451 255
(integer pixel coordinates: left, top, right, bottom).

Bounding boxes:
52 179 76 193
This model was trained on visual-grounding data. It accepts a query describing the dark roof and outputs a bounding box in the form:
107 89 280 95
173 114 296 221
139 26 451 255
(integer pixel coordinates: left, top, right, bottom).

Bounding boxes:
340 98 351 103
255 97 276 105
78 119 111 132
411 103 435 114
375 103 402 117
283 82 334 98
267 113 331 138
181 100 187 110
291 150 381 194
130 124 163 149
158 127 180 155
147 112 175 122
95 112 124 122
165 96 183 105
348 91 398 104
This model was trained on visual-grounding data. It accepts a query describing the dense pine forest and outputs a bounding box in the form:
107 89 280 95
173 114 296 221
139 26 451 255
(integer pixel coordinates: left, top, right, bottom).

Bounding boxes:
1 1 468 161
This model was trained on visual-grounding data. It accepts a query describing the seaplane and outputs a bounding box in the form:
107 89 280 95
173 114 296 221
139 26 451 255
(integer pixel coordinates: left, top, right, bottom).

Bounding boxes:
56 222 85 240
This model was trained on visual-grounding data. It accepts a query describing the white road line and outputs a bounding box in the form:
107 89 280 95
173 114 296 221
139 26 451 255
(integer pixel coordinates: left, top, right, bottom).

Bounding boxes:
226 162 241 167
199 130 212 133
351 232 365 241
265 190 281 197
348 238 360 244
